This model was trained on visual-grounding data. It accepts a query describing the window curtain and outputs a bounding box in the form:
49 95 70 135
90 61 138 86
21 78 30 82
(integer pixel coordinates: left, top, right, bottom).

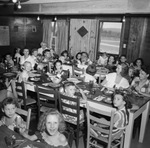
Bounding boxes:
56 20 69 55
42 19 52 48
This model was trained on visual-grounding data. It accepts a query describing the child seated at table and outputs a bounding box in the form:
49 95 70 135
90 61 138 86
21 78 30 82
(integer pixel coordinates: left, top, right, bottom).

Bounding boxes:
18 61 33 84
48 60 69 84
0 97 26 132
97 52 108 66
80 64 97 83
60 82 87 123
92 90 132 138
21 109 70 148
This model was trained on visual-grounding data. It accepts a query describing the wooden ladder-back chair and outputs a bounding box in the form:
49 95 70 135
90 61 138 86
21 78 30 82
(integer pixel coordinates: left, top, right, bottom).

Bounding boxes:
16 108 31 134
36 84 58 119
12 81 36 110
86 101 125 148
58 93 86 148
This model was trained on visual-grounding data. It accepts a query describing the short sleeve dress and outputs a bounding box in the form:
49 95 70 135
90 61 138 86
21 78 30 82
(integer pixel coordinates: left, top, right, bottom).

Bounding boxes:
35 131 70 148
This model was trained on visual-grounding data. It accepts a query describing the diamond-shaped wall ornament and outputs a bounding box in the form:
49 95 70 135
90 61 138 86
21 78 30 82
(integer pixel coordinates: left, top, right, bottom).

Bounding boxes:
77 26 88 37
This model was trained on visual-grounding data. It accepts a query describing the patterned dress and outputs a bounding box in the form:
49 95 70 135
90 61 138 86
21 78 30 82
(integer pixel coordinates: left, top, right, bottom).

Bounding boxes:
35 132 70 148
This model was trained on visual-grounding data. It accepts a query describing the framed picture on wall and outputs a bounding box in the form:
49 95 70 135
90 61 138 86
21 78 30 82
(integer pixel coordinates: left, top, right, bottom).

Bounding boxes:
0 26 10 46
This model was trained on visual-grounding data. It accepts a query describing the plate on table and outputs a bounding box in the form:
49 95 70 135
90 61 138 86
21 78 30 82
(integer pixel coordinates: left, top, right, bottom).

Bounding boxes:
3 72 16 77
102 97 112 104
48 82 61 88
93 95 106 102
30 77 41 82
67 78 81 84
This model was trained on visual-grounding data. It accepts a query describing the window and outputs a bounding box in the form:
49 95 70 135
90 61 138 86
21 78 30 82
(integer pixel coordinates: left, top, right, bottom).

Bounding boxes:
98 22 122 55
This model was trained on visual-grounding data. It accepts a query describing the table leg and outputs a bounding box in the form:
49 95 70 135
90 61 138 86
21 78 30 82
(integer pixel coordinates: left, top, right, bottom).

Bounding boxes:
124 112 134 148
139 101 150 143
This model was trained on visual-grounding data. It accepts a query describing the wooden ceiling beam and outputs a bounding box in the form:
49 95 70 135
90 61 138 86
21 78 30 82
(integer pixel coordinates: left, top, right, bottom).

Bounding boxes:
0 0 150 15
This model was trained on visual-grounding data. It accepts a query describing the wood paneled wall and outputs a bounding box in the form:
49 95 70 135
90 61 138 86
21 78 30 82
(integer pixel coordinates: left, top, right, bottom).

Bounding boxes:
126 17 145 63
69 19 97 61
0 16 42 58
139 18 150 67
0 15 150 69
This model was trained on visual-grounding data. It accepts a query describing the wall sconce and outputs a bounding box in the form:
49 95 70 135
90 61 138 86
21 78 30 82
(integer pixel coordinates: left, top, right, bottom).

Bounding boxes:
37 16 40 21
122 16 125 22
52 16 57 22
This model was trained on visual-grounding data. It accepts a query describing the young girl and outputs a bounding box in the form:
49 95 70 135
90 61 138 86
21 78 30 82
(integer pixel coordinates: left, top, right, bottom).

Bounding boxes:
49 60 69 84
93 90 132 137
75 52 82 65
18 61 32 83
0 97 26 132
21 109 69 148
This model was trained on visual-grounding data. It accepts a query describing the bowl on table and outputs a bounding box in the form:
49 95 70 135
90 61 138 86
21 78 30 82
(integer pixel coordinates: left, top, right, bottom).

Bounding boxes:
102 97 112 104
102 88 114 97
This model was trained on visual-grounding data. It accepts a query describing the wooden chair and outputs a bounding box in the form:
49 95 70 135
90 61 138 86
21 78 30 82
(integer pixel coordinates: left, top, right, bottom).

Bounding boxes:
86 101 125 148
12 81 36 110
36 84 58 119
16 108 31 134
58 93 86 148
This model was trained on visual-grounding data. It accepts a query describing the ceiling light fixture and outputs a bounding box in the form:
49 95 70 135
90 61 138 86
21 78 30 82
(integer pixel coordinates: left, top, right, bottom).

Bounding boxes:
12 0 23 9
12 0 17 3
17 0 21 9
122 16 125 22
37 16 40 21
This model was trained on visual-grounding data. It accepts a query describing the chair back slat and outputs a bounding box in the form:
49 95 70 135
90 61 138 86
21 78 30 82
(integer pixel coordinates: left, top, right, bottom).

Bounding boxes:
90 115 110 126
90 124 110 135
61 102 78 110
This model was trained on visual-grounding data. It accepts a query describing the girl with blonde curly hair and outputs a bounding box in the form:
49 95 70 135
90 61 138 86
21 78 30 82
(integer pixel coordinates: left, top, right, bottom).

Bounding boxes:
21 108 69 148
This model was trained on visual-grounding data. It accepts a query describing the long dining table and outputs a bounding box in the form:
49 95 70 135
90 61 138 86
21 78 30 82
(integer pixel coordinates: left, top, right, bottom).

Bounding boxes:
25 73 150 148
76 82 150 148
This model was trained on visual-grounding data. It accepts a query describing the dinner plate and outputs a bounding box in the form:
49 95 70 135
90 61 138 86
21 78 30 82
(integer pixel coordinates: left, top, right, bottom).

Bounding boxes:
30 77 41 82
102 97 112 104
48 82 60 88
93 96 106 102
67 78 81 84
3 72 15 77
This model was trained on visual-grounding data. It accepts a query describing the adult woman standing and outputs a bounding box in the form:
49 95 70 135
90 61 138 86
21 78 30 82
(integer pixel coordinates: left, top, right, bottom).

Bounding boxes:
101 63 129 90
20 48 35 69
